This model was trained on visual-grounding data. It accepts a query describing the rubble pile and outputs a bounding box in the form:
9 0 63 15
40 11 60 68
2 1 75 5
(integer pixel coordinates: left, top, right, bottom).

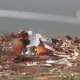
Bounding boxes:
0 29 80 78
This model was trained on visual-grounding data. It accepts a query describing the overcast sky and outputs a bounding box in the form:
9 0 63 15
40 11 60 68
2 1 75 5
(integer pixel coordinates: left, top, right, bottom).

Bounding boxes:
0 0 80 37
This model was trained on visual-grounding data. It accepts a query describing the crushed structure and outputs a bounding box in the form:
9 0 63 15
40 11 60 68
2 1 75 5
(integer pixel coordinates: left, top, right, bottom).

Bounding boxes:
0 29 79 77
